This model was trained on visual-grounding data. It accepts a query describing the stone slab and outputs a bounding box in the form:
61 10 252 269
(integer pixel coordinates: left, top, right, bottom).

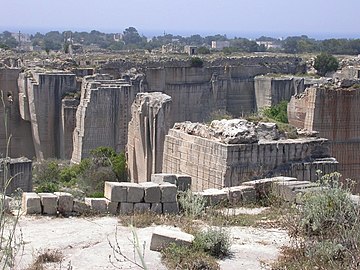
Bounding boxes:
22 192 41 215
202 188 228 206
140 182 161 203
134 203 151 213
85 198 107 213
38 193 58 215
106 199 118 215
150 226 194 251
150 203 162 214
104 182 127 202
175 174 192 191
242 177 298 198
73 199 91 214
119 202 134 214
54 192 73 214
163 202 179 214
125 183 144 203
160 182 177 203
151 174 177 185
226 186 256 204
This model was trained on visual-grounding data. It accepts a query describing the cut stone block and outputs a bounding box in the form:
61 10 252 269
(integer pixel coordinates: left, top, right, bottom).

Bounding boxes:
119 202 134 214
54 192 73 214
202 188 228 206
104 182 127 202
151 174 177 185
22 192 41 215
125 183 144 203
85 198 107 213
175 174 192 191
73 199 91 214
150 203 162 214
134 203 151 213
38 193 58 215
160 182 177 203
242 177 298 198
106 199 119 215
226 186 256 204
272 181 319 202
140 182 161 203
150 226 194 251
163 202 179 214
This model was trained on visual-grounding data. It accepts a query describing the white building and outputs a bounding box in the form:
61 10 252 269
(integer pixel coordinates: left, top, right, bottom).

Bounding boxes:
211 41 230 50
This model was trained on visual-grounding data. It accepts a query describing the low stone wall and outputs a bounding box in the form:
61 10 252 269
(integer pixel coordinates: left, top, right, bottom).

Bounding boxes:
21 180 180 215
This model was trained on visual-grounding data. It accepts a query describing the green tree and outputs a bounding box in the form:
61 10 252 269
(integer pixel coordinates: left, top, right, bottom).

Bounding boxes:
314 53 339 76
123 27 142 45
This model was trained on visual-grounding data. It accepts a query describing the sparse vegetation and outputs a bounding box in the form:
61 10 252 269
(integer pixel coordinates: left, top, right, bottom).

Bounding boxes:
32 147 128 198
190 57 204 68
0 90 23 269
274 172 360 269
178 190 207 218
27 249 64 270
262 101 288 123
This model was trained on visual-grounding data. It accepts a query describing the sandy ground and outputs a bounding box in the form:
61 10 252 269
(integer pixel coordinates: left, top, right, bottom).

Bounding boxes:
13 214 289 270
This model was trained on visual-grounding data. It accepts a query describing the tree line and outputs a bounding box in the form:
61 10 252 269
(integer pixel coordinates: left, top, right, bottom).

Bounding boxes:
1 28 360 55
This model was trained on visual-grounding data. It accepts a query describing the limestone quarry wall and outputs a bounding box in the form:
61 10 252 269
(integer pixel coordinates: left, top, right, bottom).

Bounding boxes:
127 92 172 182
288 87 360 186
60 98 79 160
18 71 77 159
162 129 337 191
143 57 303 123
254 76 305 110
0 68 35 158
71 75 140 163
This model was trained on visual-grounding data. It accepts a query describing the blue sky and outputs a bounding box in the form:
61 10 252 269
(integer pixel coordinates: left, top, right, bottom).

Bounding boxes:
1 0 359 38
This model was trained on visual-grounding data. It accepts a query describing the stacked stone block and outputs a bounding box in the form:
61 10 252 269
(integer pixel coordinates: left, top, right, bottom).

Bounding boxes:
104 181 179 214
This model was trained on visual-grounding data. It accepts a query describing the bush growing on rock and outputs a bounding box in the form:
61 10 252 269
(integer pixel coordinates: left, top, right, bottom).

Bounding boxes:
314 53 339 76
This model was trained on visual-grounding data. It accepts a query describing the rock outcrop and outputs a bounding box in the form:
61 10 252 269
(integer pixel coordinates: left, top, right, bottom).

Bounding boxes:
127 92 172 182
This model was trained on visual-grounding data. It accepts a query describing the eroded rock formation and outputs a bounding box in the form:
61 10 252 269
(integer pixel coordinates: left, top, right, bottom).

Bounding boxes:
127 92 172 183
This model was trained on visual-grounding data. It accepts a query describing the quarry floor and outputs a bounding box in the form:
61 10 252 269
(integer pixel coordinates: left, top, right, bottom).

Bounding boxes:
14 211 289 270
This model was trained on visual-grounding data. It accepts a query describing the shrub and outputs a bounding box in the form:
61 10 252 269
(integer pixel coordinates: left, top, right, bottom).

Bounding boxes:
314 53 339 76
197 46 211 54
262 101 288 123
190 57 204 68
178 190 206 218
275 172 360 269
193 227 232 259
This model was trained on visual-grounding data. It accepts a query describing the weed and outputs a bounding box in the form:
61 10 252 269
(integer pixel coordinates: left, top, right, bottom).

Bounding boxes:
193 227 231 258
178 190 206 218
274 171 360 269
161 243 219 270
27 249 64 270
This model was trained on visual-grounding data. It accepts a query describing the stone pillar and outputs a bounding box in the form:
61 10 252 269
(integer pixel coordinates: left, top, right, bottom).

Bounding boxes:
127 92 172 183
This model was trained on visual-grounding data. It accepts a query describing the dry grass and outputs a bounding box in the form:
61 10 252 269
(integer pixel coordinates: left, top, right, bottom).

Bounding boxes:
27 249 64 270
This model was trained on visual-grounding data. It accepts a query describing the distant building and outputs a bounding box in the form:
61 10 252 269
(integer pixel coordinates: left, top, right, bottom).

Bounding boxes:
211 41 230 50
113 33 123 42
184 45 197 55
162 43 181 54
11 32 31 43
256 41 281 50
